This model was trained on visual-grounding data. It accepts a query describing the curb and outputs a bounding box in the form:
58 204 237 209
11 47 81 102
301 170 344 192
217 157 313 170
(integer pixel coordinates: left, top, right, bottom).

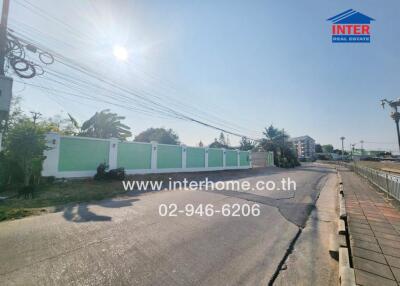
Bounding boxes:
339 247 356 286
336 168 356 286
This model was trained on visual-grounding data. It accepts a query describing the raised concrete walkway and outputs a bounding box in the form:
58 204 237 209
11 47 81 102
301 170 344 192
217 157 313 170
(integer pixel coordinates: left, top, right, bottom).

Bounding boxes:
340 168 400 286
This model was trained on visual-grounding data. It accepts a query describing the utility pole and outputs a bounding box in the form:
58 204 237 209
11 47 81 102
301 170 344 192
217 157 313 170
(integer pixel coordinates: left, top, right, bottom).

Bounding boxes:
0 0 10 76
350 143 356 161
0 0 12 152
282 128 285 158
30 111 42 125
360 140 364 156
340 136 345 161
381 99 400 152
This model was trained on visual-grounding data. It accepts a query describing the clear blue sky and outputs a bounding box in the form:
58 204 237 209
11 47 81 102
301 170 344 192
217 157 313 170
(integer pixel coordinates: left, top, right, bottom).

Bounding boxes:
4 0 400 151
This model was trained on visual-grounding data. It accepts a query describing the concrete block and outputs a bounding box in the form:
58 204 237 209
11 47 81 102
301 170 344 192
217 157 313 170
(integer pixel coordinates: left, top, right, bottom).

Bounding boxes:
340 197 347 219
338 219 346 235
338 234 347 248
339 247 356 286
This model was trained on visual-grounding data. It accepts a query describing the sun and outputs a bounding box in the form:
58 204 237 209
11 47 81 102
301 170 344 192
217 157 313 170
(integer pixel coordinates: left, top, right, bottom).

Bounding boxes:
113 45 128 61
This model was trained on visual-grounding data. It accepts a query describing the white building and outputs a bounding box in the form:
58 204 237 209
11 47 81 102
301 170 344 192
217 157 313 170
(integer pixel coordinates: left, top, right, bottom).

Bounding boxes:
289 135 316 160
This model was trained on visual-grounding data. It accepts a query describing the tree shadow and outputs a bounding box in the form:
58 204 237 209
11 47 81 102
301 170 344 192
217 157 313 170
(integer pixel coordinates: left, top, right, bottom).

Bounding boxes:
62 198 139 223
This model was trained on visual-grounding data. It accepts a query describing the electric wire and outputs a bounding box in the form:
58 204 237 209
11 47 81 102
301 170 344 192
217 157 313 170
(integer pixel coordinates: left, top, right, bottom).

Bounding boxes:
8 29 260 140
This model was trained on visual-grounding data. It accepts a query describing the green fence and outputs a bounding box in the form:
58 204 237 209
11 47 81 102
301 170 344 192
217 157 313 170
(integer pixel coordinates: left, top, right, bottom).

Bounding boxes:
239 151 250 166
208 148 223 167
157 144 182 169
226 150 238 167
266 152 274 166
58 137 109 171
117 142 152 170
186 147 205 168
42 134 252 178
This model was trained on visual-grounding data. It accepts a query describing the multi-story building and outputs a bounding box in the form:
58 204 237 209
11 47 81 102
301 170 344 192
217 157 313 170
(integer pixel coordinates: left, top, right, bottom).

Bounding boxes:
288 135 316 160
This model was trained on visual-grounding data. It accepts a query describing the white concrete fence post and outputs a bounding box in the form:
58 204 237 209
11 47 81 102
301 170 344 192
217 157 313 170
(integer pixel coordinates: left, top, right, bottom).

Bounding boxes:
249 151 252 168
42 132 61 177
108 138 118 170
222 148 226 168
237 150 240 167
205 148 209 169
151 141 158 171
181 144 187 169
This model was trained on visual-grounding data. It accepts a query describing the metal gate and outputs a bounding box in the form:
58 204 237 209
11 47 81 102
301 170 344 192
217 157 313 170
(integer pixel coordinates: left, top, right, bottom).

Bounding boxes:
251 151 274 168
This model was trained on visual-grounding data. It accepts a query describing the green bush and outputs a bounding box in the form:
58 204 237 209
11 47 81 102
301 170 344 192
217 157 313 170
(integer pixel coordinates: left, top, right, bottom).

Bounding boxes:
0 152 6 189
3 119 48 186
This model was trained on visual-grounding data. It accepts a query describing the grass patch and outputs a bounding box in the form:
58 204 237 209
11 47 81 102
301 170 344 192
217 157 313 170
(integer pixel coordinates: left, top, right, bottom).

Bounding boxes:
0 169 257 222
356 161 400 173
0 179 128 222
0 172 201 222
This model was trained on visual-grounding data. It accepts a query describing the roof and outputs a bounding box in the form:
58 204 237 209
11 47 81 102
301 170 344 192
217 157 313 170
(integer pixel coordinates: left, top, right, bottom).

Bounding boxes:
288 135 315 142
327 9 375 24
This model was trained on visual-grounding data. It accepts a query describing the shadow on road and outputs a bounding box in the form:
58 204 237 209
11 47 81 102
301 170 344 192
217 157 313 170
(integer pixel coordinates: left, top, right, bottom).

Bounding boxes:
62 198 139 223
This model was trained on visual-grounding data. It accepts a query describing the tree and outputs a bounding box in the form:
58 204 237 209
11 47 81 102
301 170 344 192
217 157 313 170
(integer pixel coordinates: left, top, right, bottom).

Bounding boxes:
0 96 25 135
322 144 334 153
209 132 236 149
46 114 78 136
218 132 226 145
134 128 180 145
239 137 255 151
315 144 323 153
333 149 348 155
198 141 204 147
259 125 288 153
209 139 225 148
3 119 49 186
259 125 299 168
78 110 132 140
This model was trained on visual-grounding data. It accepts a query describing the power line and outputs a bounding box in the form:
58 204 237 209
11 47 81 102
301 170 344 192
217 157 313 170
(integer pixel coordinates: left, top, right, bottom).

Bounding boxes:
363 141 398 145
9 31 260 140
14 0 97 44
15 79 175 119
7 21 260 136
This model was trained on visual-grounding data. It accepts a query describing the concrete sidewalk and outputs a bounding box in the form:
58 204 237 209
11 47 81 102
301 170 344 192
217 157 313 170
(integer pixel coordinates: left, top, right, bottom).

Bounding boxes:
340 168 400 286
274 171 338 286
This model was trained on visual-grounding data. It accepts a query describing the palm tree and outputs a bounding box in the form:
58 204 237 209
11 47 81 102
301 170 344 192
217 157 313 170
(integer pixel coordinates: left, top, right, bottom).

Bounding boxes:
260 125 288 151
260 125 298 168
75 110 132 140
239 137 255 151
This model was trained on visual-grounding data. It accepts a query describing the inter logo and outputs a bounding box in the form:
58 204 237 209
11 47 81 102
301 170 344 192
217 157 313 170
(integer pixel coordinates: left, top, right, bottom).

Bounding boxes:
327 9 375 43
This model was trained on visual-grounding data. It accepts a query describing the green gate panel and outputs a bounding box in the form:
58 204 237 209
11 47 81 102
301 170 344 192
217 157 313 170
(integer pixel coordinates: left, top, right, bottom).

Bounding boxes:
208 149 223 167
117 142 152 169
267 152 274 166
240 151 250 166
226 150 238 167
59 137 109 171
186 147 205 168
157 144 182 169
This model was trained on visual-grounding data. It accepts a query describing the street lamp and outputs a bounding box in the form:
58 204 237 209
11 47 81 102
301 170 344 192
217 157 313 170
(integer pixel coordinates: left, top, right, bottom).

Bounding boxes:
381 99 400 152
340 136 345 161
351 143 356 157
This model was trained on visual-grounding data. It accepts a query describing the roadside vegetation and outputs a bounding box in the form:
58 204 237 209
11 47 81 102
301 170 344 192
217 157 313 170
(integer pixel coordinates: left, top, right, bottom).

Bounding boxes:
0 98 302 222
0 180 127 221
355 160 400 173
259 125 300 168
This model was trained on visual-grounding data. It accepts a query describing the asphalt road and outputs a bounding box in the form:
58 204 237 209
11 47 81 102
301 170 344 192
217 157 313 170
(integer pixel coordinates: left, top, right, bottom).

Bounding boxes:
0 164 334 286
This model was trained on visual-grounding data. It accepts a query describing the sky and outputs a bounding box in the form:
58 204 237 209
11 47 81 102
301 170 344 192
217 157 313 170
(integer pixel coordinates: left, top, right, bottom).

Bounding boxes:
3 0 400 151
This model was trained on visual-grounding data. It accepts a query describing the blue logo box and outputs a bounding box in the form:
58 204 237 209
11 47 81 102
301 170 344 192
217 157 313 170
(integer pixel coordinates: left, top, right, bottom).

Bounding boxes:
332 35 370 43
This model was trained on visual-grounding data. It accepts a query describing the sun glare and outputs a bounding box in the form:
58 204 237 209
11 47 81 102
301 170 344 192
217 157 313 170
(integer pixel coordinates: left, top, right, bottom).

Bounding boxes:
113 45 128 61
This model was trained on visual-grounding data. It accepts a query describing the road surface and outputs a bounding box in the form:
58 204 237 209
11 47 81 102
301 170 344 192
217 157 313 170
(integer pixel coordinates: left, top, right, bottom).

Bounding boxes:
0 164 335 285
